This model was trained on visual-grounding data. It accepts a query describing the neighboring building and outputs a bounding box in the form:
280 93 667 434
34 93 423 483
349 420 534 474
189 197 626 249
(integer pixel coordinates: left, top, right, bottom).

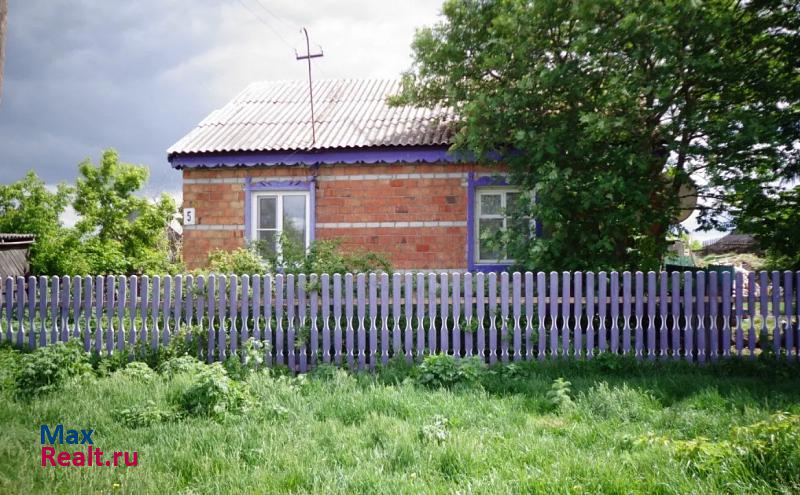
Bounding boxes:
0 233 34 279
700 233 760 255
169 79 533 271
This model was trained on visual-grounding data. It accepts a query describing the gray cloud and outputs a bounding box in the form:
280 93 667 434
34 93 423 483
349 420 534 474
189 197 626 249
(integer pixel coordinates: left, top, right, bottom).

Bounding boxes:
0 0 442 198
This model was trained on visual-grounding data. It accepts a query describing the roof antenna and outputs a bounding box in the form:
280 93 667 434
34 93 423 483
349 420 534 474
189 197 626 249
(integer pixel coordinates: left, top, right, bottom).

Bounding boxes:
295 27 323 146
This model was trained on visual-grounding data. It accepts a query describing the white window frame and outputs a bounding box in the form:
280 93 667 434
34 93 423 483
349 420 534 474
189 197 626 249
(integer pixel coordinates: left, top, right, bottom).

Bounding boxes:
250 190 311 256
474 186 531 264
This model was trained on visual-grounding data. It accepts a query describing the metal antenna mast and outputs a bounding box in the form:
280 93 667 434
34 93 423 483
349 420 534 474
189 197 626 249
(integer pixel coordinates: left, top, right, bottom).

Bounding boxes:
295 27 323 146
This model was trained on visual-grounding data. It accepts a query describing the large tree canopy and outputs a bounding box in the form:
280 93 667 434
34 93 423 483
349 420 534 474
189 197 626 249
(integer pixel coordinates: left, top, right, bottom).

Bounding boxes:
395 0 800 270
0 150 179 275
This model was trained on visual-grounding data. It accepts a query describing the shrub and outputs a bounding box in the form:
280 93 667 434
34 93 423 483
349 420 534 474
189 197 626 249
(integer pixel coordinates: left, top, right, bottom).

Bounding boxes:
113 362 156 382
413 354 485 389
545 377 573 412
223 338 265 380
114 400 180 428
207 245 266 275
178 363 253 418
376 355 414 385
158 354 206 377
15 340 92 397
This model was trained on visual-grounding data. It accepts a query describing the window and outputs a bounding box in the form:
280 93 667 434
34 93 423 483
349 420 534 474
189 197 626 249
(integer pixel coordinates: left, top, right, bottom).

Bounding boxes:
251 191 310 257
474 187 530 264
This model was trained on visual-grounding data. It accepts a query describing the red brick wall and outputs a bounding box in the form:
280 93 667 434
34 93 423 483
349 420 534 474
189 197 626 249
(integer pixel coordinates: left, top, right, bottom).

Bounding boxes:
181 163 502 270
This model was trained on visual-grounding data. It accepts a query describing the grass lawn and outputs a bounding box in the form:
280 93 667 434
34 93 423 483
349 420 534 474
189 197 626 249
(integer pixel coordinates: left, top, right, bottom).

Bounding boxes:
0 347 799 494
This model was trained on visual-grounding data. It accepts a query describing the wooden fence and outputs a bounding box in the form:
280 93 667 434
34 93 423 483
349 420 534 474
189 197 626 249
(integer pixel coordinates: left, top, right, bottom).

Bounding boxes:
1 271 798 371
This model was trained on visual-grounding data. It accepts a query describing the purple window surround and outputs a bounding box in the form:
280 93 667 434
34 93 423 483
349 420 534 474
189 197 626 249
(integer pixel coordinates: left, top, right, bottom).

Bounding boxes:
169 146 458 169
466 172 541 272
243 177 316 244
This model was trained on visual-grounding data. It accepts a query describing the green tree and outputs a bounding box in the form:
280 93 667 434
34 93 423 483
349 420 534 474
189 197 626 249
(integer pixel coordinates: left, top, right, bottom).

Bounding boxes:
395 0 799 271
0 172 74 274
73 149 179 274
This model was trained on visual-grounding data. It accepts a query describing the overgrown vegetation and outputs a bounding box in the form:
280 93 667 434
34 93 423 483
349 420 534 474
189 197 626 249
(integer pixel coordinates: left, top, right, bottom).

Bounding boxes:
1 339 799 493
0 149 179 275
205 235 392 277
395 0 800 271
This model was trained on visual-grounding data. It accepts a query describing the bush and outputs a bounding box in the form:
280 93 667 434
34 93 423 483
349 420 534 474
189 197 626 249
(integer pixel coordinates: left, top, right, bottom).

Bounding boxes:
413 354 485 389
376 355 414 385
158 354 206 377
114 400 179 428
207 245 266 275
223 338 265 380
545 377 573 412
419 415 449 444
113 362 156 382
178 363 253 418
15 340 93 397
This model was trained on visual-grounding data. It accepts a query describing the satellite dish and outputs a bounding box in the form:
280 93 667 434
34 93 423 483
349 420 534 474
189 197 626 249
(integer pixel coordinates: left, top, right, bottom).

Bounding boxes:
674 181 698 223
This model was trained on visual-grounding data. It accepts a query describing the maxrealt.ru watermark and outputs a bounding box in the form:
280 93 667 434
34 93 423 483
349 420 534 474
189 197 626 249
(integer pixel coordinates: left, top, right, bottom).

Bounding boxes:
40 425 138 467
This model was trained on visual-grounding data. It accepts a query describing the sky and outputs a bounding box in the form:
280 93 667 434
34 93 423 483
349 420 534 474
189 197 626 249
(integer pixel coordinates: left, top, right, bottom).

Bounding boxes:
0 0 720 240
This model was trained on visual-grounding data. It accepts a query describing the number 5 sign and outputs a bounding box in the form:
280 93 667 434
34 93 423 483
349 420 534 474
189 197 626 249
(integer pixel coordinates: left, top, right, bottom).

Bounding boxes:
183 208 196 225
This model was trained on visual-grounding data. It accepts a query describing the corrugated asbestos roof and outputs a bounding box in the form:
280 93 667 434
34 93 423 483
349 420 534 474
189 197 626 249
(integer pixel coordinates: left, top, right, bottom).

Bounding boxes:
167 79 455 156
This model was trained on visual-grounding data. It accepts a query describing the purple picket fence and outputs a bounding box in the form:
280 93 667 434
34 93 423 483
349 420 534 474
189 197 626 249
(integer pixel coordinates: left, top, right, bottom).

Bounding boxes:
1 271 798 370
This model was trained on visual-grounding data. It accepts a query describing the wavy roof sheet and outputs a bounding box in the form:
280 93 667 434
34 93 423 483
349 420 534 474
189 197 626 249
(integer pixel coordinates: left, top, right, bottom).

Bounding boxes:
167 79 455 156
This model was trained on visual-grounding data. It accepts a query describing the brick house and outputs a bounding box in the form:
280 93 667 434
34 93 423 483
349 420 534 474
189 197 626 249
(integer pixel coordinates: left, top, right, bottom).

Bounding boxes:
169 79 532 272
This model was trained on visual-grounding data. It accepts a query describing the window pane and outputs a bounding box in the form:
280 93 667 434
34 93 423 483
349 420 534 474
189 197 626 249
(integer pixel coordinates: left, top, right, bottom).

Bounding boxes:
256 230 277 257
478 218 503 260
506 192 521 214
282 195 306 248
480 194 502 215
258 197 276 229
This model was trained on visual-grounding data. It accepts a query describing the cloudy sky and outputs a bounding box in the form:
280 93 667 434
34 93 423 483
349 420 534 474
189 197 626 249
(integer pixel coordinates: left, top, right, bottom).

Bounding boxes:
0 0 441 195
0 0 718 239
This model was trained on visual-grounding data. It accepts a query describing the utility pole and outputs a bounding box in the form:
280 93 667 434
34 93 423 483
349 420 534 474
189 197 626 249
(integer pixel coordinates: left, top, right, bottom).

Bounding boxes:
295 27 323 146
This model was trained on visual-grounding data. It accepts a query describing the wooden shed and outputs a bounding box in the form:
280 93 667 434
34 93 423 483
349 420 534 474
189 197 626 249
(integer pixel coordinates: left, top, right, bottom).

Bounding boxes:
0 233 35 279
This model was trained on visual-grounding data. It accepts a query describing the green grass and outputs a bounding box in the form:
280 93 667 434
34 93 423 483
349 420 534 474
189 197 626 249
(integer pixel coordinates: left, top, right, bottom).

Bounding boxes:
1 349 799 494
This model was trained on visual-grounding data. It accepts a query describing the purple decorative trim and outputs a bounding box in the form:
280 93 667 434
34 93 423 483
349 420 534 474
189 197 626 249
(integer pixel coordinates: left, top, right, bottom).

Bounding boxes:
466 172 541 272
243 177 316 244
170 146 457 169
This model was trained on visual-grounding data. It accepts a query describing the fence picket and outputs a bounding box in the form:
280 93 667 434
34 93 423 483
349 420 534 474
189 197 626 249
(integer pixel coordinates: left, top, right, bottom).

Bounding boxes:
332 274 342 365
391 273 401 359
356 273 366 371
440 273 450 358
721 272 732 359
404 273 413 362
427 273 437 357
549 271 558 357
38 276 48 348
309 274 319 369
345 273 355 369
464 272 473 358
735 271 744 356
476 273 486 361
598 272 607 354
369 273 378 370
27 276 36 349
646 272 656 360
698 271 707 364
512 272 521 361
561 272 570 358
622 272 631 356
275 274 284 367
452 272 461 358
634 272 644 360
287 274 295 371
684 272 694 362
263 274 272 366
659 272 668 358
573 272 582 359
487 271 499 363
586 272 595 358
321 274 331 364
610 272 619 354
298 274 308 373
